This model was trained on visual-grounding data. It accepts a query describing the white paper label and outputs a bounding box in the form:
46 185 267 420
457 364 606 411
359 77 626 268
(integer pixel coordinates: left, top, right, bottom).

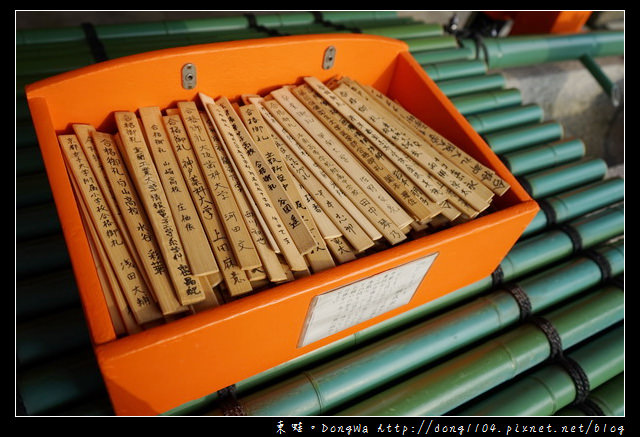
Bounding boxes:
298 253 439 347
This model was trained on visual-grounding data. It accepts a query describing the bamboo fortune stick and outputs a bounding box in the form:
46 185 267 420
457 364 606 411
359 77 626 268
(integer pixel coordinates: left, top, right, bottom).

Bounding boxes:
196 98 290 282
213 98 317 256
114 112 206 306
59 134 164 324
238 104 336 273
91 131 189 315
270 86 415 233
71 173 134 336
304 76 493 213
145 108 253 297
206 98 308 272
266 91 407 246
256 99 376 253
349 78 510 196
138 106 220 279
292 84 442 224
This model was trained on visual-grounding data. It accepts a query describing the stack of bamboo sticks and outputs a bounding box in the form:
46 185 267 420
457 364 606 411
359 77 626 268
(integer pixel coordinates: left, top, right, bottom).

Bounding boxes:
58 76 510 336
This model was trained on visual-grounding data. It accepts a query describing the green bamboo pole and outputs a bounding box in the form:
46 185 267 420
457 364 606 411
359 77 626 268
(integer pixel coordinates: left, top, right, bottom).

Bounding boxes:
96 15 251 40
436 73 506 97
16 307 91 368
16 202 61 242
319 11 399 24
16 121 38 149
422 59 487 81
405 35 459 53
16 146 45 177
484 121 565 154
17 348 107 415
360 23 443 39
456 325 624 416
467 104 544 134
336 284 624 416
555 373 624 416
500 205 623 282
254 12 317 28
501 138 586 176
272 25 351 36
460 31 624 70
101 29 268 59
17 99 31 122
16 269 80 322
205 242 623 416
16 234 71 279
519 158 608 199
450 88 522 115
580 54 622 106
412 45 475 64
16 40 92 59
522 178 624 237
16 15 254 45
16 26 86 45
16 52 95 76
16 173 53 209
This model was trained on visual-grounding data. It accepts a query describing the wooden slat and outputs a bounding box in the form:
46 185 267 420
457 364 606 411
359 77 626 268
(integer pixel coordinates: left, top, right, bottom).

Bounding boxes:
264 95 406 246
206 98 309 272
257 99 376 253
114 112 206 306
305 76 492 213
292 84 441 224
354 79 510 196
239 104 336 273
91 131 189 315
58 134 164 323
156 111 253 297
196 100 289 282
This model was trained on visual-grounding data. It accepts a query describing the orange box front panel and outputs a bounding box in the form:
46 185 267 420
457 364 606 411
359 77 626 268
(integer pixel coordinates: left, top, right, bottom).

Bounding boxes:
25 34 539 415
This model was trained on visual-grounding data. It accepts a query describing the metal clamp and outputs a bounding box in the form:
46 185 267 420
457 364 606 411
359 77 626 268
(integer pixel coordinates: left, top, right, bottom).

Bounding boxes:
322 46 336 70
182 63 197 89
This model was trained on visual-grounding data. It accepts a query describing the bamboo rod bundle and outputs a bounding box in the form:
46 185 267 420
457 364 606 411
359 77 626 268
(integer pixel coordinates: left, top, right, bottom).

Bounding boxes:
455 325 624 416
336 283 623 416
204 240 623 416
58 75 511 336
555 372 624 416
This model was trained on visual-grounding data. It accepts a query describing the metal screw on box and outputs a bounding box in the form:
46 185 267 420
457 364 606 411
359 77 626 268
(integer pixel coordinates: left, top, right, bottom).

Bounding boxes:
182 63 196 89
322 46 336 70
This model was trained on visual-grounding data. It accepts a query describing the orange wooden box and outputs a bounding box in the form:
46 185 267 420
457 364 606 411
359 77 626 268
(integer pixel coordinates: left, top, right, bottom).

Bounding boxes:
25 34 539 416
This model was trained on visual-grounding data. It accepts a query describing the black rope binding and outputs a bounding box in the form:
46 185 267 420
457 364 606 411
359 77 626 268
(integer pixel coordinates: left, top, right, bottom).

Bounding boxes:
491 265 504 288
583 249 612 284
558 223 584 253
529 316 594 407
244 13 282 37
530 316 564 360
536 198 558 227
610 274 624 290
310 11 358 33
577 398 606 416
81 22 108 63
503 283 532 321
557 355 592 405
217 384 246 416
